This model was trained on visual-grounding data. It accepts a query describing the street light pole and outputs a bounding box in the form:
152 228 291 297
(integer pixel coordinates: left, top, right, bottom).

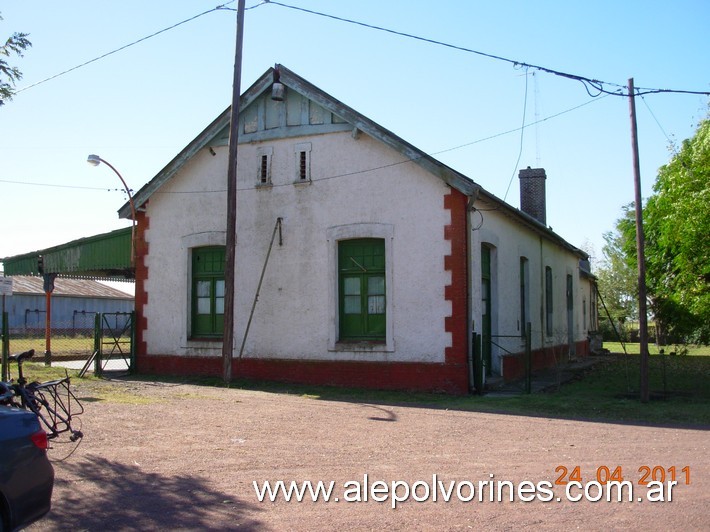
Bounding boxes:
87 154 137 268
627 78 650 403
222 0 246 384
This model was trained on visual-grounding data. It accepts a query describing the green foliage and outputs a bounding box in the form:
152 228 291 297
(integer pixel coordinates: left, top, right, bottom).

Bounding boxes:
644 118 710 343
604 116 710 344
0 13 32 106
595 205 638 327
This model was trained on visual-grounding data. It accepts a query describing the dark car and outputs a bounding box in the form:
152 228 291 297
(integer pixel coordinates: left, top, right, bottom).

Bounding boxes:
0 405 54 531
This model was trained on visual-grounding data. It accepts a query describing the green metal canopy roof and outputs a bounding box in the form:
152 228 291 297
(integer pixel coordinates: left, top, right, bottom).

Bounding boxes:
1 227 133 281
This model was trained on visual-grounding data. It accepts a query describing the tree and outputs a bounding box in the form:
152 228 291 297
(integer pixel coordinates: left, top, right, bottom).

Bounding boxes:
595 205 638 340
0 13 32 106
602 116 710 344
642 117 710 343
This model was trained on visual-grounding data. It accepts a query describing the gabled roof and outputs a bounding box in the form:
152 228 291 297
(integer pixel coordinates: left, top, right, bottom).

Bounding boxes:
119 64 480 219
119 64 587 260
7 275 133 299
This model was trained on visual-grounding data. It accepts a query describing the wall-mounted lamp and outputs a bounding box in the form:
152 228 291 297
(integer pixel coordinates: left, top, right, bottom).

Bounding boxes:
271 65 285 101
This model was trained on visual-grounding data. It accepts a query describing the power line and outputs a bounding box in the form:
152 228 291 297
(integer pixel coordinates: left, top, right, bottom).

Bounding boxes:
15 0 708 102
639 94 676 151
15 1 261 94
0 178 126 192
503 68 530 201
0 95 608 194
433 93 609 155
264 0 710 98
155 96 608 193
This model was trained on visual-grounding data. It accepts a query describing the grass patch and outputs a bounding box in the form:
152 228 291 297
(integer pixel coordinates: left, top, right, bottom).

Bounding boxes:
191 356 710 427
7 336 95 356
14 356 710 427
4 361 84 383
604 342 710 356
121 355 710 427
7 362 159 405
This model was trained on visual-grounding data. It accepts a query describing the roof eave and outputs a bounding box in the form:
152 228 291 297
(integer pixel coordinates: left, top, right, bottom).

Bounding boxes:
477 189 588 259
119 69 278 219
121 64 483 218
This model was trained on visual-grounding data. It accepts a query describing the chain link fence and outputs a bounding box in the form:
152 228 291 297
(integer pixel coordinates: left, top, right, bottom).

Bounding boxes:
2 312 133 374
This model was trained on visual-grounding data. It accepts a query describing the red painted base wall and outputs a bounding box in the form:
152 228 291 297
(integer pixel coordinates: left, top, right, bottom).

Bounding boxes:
134 189 473 396
136 355 470 395
501 339 590 382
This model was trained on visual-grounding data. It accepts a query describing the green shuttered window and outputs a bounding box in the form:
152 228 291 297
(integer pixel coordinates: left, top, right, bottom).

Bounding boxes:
338 239 386 341
545 266 553 336
192 246 225 338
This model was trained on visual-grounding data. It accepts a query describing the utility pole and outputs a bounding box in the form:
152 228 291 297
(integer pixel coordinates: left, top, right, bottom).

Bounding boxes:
222 0 246 384
628 78 650 403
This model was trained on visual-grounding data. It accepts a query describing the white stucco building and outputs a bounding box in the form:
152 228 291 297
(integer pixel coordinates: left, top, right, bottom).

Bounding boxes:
124 65 596 393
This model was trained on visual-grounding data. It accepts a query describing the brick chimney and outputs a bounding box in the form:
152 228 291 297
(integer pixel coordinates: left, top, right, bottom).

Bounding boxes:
519 167 547 225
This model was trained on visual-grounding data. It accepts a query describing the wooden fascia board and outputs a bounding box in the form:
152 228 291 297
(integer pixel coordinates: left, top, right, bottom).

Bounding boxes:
120 65 483 218
118 108 232 219
119 70 277 219
278 65 479 198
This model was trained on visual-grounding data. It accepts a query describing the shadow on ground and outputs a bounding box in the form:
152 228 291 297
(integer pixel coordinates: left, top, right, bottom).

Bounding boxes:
36 454 264 531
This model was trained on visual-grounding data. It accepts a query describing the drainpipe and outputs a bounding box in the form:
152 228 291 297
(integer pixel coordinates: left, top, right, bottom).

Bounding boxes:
466 188 480 393
539 236 545 348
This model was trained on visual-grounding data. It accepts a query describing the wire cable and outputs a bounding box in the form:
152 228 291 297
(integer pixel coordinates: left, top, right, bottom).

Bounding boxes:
639 94 677 152
264 1 710 98
0 95 608 195
15 0 709 101
504 68 530 201
0 178 126 192
433 93 609 156
15 1 266 94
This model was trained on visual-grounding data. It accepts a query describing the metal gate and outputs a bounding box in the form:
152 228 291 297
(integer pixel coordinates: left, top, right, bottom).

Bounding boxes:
472 323 533 394
79 312 135 377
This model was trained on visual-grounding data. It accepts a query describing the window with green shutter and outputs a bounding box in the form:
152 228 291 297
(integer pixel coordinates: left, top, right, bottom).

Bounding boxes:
545 266 554 336
191 246 226 338
338 239 386 341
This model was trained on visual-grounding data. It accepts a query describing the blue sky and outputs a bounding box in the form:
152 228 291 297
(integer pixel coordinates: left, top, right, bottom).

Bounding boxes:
1 0 708 272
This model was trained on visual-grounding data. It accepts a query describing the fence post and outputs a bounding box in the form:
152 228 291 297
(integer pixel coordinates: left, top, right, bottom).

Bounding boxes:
93 313 102 377
525 322 532 394
473 332 484 395
1 312 9 381
468 330 475 393
129 311 136 374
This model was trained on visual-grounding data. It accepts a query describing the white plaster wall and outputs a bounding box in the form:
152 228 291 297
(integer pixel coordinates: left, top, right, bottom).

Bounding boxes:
142 148 227 356
472 202 588 373
144 130 453 363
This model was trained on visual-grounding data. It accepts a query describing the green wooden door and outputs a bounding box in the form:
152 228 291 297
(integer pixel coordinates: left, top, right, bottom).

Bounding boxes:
481 245 492 376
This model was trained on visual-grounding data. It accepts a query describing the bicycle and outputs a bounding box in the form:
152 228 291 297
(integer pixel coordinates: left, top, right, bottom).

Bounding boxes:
0 349 84 455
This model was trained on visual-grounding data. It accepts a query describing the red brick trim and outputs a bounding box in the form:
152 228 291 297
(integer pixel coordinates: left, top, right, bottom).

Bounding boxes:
134 206 149 358
442 188 469 393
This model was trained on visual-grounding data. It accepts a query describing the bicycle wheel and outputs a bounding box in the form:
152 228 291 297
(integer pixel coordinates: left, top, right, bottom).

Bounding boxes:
24 380 84 461
46 414 83 462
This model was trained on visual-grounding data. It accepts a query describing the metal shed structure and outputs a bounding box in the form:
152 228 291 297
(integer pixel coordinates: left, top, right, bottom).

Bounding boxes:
2 276 133 334
1 227 135 376
1 227 133 280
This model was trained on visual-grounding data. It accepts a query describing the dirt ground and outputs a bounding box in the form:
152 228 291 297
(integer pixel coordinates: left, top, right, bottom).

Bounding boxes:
27 377 708 531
